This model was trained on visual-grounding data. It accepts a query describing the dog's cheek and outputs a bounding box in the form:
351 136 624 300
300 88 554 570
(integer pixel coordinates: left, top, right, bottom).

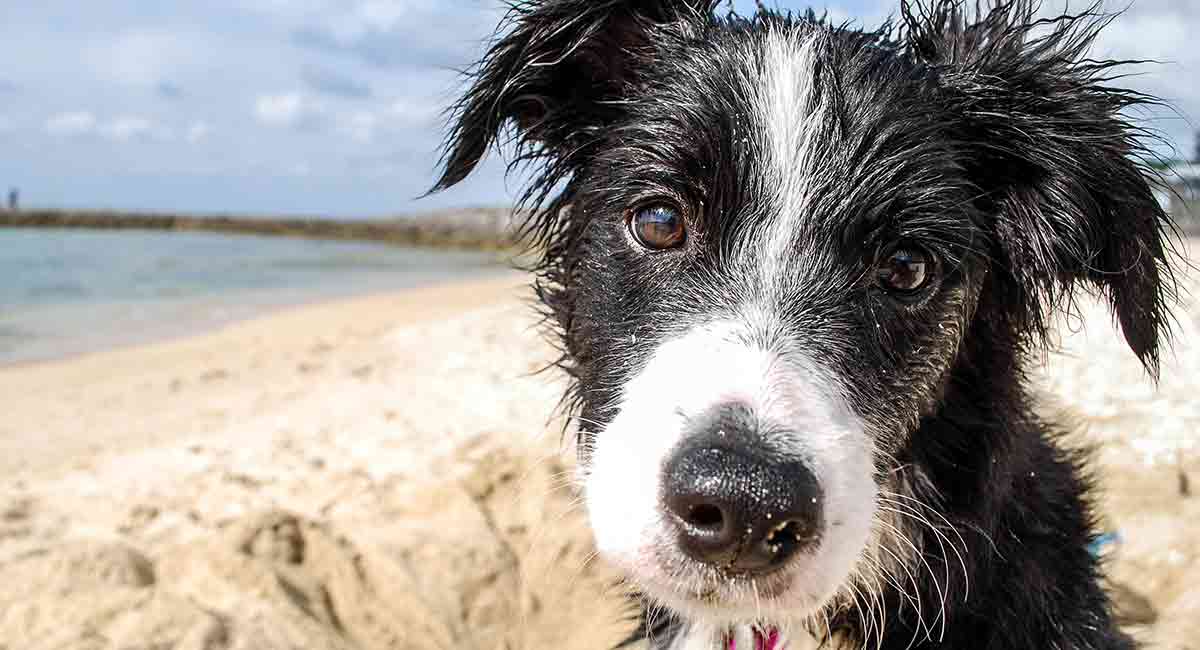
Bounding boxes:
565 226 649 412
580 321 680 569
583 371 693 575
850 284 978 451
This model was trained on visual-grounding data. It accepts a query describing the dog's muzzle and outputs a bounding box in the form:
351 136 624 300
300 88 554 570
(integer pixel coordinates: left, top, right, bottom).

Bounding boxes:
661 402 824 574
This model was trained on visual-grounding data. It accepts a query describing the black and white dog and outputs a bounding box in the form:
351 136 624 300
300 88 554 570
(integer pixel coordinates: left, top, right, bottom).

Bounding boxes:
434 1 1175 648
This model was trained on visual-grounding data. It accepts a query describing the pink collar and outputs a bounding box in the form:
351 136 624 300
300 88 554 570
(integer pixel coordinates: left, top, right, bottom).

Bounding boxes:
726 627 782 650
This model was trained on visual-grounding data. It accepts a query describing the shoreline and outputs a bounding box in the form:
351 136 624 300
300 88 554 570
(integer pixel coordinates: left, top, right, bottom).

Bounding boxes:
0 272 533 477
0 265 524 369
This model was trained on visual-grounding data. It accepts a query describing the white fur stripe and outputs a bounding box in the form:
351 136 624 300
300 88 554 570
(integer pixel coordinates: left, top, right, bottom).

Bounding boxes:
753 29 821 289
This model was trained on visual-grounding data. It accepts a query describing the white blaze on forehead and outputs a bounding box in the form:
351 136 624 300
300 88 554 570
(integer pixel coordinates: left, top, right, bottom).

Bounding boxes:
750 29 824 287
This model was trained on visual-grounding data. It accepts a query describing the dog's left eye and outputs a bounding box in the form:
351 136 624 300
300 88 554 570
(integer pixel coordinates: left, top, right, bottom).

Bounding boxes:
629 204 686 250
876 245 935 295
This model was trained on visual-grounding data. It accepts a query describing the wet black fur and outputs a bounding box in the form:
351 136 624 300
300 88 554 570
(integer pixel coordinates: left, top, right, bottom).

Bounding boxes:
433 1 1177 648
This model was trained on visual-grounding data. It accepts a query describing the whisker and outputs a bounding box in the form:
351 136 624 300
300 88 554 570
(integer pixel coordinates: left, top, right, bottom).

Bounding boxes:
874 512 948 645
878 492 971 602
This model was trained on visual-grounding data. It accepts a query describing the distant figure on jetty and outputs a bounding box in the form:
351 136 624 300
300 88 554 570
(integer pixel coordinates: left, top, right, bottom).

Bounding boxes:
6 188 17 211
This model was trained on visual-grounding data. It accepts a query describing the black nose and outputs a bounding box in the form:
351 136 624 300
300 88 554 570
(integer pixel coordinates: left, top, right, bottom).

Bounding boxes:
662 419 823 573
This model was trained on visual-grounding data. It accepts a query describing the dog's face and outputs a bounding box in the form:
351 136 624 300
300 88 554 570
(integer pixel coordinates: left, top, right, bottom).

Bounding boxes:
436 0 1171 639
569 27 988 626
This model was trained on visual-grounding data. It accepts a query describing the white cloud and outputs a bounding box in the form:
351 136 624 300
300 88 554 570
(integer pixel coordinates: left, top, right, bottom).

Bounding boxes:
45 112 180 143
45 111 97 137
390 99 438 127
254 92 324 129
255 92 302 126
97 116 177 142
185 121 211 144
315 0 432 41
352 0 424 32
327 99 439 143
336 111 377 143
0 115 13 133
101 116 154 141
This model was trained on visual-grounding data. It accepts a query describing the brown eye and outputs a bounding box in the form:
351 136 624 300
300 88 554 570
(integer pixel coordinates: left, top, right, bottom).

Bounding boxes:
629 204 686 250
877 246 934 295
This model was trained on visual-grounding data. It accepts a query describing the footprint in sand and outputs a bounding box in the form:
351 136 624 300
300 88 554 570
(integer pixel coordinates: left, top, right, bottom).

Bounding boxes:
1 494 33 522
237 510 305 565
0 494 35 540
200 369 230 382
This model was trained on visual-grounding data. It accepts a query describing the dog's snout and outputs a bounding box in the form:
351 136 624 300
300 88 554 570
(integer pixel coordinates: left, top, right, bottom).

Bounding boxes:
661 414 823 574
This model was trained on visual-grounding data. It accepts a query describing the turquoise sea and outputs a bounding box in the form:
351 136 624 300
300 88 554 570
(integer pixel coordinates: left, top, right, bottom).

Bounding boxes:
0 228 506 365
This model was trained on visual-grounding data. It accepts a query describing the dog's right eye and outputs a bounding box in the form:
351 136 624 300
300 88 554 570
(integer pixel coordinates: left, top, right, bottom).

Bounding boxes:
629 204 686 250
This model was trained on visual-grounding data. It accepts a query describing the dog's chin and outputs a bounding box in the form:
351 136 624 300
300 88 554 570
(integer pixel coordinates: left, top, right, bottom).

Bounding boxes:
621 547 839 630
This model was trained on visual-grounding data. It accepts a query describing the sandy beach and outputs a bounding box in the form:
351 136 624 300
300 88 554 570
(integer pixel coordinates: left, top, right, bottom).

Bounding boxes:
2 245 1199 649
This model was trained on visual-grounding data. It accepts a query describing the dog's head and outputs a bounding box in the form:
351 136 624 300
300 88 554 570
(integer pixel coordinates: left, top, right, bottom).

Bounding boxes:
435 0 1174 639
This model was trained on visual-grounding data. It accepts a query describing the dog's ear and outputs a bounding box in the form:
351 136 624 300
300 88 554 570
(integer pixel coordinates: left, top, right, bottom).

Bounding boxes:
907 0 1176 375
432 0 714 192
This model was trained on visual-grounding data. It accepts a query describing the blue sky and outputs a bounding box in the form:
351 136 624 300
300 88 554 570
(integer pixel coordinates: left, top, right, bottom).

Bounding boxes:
0 1 1194 217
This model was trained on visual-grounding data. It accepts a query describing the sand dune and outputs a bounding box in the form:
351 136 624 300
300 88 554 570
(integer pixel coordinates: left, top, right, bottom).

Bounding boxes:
1 245 1199 649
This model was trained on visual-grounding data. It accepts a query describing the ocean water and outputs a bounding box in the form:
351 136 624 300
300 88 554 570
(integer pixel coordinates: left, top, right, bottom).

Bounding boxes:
0 228 507 365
